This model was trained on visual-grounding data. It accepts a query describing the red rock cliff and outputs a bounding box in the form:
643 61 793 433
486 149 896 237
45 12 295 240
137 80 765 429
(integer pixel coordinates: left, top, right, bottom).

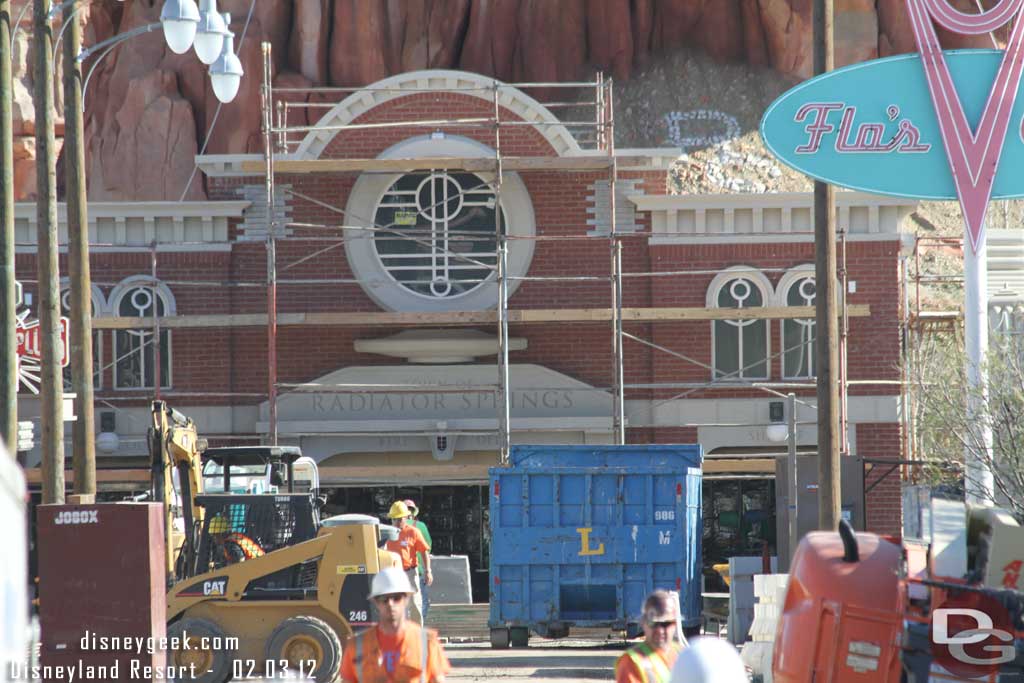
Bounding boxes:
6 0 1006 201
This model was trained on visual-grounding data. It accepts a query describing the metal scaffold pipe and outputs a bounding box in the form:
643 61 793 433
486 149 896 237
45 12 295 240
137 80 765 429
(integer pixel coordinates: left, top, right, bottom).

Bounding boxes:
493 79 511 463
262 41 278 446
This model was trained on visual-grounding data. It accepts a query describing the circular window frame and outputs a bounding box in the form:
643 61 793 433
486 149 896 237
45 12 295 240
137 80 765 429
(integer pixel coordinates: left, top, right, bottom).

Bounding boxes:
344 135 536 312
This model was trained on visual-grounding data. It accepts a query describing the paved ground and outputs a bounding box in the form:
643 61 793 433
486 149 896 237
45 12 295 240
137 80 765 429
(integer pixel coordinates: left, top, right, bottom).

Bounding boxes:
446 638 624 682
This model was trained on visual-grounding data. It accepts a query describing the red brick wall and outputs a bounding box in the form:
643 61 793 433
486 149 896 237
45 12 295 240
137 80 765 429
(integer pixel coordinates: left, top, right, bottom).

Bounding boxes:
857 422 903 536
15 89 906 523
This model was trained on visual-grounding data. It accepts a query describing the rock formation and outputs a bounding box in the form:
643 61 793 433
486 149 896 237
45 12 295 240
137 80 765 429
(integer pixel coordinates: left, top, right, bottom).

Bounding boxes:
5 0 1010 201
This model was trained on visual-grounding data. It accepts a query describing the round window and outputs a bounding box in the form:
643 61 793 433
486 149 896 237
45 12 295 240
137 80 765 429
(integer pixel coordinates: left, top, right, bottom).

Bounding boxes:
373 171 502 299
343 135 535 313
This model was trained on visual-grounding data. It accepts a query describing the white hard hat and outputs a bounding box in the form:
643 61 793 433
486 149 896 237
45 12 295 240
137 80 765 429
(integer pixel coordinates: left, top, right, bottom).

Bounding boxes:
670 637 747 683
368 567 415 599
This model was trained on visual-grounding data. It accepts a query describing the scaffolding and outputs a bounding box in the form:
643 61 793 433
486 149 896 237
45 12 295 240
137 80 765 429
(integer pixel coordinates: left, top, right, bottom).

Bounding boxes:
23 41 920 479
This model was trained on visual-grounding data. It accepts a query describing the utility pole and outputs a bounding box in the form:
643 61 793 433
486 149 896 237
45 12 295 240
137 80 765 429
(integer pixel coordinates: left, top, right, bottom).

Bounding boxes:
34 0 64 503
63 2 95 494
786 392 798 567
0 0 17 455
814 0 841 531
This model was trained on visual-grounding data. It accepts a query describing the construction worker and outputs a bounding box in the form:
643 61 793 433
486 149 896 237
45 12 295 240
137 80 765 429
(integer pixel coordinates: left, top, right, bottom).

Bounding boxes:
208 515 264 564
339 566 450 683
404 499 433 620
385 501 432 624
669 636 747 683
615 590 684 683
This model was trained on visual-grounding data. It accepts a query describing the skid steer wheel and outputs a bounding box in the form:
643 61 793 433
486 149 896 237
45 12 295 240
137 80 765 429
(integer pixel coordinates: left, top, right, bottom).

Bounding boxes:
167 618 235 683
265 616 341 683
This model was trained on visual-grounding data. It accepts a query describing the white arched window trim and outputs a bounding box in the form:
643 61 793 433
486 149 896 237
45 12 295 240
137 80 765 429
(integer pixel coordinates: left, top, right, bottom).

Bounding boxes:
110 276 175 390
707 266 774 381
109 276 177 316
775 265 816 380
59 279 107 390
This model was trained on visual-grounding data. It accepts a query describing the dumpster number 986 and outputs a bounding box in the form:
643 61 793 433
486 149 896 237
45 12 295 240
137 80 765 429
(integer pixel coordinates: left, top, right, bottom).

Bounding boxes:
655 510 675 521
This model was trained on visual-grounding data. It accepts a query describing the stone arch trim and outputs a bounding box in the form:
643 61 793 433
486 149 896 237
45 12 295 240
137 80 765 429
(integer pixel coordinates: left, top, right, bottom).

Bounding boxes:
109 275 177 316
705 266 774 308
294 70 582 161
773 263 816 307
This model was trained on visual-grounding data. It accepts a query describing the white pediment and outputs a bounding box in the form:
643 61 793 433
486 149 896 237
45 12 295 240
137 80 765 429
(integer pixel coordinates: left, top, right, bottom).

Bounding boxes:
257 364 614 458
261 364 611 426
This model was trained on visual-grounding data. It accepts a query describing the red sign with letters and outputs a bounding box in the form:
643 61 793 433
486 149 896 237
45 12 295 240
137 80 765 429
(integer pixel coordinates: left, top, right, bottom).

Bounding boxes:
16 318 70 368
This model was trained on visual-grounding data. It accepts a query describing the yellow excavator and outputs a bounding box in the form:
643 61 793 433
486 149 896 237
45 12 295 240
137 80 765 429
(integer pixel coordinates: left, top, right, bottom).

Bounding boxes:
150 401 399 683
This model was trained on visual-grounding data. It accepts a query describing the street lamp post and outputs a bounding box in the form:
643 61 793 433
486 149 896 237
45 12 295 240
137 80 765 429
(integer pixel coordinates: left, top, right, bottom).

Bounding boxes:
23 0 244 499
767 393 799 570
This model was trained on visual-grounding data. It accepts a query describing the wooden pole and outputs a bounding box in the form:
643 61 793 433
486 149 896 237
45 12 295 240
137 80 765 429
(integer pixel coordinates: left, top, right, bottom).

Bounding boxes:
34 0 64 503
0 0 17 455
63 3 95 493
814 0 841 531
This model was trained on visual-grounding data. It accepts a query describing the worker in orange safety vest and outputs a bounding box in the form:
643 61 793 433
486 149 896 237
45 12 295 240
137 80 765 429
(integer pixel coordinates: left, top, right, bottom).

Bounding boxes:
615 591 685 683
209 515 265 563
340 566 450 683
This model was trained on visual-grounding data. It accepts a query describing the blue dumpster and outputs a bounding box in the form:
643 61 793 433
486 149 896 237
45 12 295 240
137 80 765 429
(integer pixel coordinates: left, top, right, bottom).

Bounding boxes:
488 444 702 647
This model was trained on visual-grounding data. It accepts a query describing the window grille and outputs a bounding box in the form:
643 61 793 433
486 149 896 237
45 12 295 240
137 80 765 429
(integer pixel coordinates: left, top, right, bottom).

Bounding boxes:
373 171 502 299
114 286 171 389
713 277 769 380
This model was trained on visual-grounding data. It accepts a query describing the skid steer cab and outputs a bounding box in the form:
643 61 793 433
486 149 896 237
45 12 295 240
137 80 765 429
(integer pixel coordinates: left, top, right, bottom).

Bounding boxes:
202 446 320 495
166 499 400 683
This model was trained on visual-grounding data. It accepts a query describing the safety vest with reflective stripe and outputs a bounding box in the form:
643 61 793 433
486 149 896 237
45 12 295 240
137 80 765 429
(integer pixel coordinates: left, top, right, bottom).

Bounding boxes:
623 642 681 683
351 623 433 683
221 533 265 561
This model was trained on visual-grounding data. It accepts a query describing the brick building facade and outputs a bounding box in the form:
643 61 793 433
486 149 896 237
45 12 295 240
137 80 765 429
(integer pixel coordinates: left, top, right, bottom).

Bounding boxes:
16 70 914 583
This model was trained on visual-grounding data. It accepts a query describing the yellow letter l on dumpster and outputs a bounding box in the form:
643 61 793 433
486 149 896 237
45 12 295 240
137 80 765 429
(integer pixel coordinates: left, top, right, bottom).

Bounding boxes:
577 527 605 556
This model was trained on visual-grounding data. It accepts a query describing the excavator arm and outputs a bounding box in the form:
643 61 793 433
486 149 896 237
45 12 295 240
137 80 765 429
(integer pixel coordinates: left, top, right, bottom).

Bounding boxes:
149 400 207 584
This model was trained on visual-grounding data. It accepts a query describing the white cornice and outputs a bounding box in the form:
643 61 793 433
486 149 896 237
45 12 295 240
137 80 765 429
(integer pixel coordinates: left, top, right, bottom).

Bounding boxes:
13 200 249 248
630 191 918 241
195 154 265 177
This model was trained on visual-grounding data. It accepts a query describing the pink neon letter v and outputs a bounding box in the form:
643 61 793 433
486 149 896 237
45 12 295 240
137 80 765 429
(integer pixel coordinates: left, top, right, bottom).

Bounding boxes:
905 0 1024 252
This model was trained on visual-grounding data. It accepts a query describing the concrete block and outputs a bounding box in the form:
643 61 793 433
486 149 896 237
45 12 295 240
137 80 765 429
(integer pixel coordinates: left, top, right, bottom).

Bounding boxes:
430 556 472 604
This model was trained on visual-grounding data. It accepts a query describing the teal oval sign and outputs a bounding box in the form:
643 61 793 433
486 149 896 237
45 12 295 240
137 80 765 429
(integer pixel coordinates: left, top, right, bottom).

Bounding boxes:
760 49 1024 200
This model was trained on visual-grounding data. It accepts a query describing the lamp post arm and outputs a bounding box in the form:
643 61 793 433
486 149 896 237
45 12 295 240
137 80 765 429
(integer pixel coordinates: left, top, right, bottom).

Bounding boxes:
53 4 86 60
9 1 31 47
77 22 160 63
79 23 160 112
12 0 92 55
47 0 79 20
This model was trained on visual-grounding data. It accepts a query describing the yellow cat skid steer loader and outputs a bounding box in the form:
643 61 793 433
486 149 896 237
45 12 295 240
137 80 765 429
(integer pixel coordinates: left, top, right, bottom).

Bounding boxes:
150 402 399 683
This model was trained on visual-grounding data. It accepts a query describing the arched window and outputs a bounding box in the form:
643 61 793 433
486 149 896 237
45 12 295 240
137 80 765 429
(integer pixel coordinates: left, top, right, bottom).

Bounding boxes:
778 270 817 379
60 283 105 390
373 170 501 299
708 269 771 380
110 278 173 389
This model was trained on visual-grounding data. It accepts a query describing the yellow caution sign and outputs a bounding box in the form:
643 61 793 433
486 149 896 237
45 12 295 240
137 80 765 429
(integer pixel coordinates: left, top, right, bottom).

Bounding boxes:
337 564 367 575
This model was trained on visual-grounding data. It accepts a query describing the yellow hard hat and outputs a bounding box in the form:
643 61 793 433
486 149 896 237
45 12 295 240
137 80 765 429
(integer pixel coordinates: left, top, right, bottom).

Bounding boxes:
388 501 411 519
208 516 230 534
